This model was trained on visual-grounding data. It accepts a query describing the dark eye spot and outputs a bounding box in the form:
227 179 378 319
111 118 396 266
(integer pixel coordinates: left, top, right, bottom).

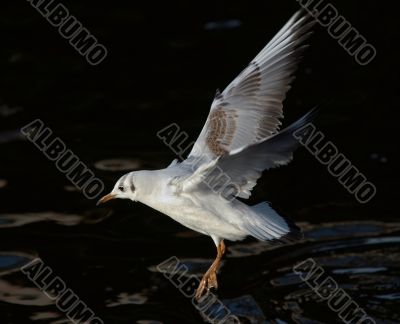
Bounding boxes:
130 184 135 192
118 186 125 192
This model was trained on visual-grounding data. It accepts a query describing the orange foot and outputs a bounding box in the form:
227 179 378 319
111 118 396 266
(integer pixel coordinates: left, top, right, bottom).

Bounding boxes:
194 240 225 300
195 267 218 300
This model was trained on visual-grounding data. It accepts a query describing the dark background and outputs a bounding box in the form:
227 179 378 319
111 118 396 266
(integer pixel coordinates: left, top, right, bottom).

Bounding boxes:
0 0 398 323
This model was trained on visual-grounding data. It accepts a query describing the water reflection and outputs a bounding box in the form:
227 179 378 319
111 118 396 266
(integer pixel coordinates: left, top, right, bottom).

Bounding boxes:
94 158 142 171
203 19 242 31
29 312 67 323
332 267 387 274
0 104 22 116
0 279 52 306
149 258 216 276
146 221 400 322
375 293 400 300
106 291 148 307
219 295 265 323
0 251 36 275
0 178 7 189
0 216 398 322
0 129 25 143
0 210 112 228
0 251 50 307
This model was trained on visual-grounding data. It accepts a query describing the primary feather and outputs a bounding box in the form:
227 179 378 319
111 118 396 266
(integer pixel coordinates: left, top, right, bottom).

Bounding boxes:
189 10 314 166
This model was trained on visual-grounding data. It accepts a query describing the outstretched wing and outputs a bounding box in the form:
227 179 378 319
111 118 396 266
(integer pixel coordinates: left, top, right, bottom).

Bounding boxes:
179 109 316 199
188 10 314 162
210 109 317 199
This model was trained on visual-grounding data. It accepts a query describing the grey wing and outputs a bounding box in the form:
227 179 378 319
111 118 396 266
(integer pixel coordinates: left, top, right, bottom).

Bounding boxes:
201 109 317 199
188 10 314 163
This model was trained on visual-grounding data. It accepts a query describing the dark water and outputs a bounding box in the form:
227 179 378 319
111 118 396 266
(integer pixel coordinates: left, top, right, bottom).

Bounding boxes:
0 1 398 323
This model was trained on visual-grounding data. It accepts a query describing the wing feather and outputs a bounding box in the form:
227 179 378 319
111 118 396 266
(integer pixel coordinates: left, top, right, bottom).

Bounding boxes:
188 10 314 162
207 109 317 199
180 109 317 199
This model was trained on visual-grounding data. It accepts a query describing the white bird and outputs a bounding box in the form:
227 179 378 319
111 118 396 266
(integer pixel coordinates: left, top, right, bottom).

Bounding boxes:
98 10 315 299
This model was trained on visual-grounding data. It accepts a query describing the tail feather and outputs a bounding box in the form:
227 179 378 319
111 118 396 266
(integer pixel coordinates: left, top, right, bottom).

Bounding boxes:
242 202 302 243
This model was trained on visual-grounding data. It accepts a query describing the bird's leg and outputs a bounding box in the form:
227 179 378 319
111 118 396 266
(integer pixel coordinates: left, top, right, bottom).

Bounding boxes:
195 240 226 300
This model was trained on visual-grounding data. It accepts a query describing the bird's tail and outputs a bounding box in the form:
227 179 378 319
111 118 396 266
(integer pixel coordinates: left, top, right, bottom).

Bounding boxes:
241 202 302 243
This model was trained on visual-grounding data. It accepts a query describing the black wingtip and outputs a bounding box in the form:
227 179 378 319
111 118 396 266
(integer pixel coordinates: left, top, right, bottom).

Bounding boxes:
275 214 303 244
302 105 320 122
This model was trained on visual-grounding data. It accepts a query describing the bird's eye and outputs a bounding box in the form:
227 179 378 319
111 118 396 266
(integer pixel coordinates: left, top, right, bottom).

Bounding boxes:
118 186 125 192
130 184 135 192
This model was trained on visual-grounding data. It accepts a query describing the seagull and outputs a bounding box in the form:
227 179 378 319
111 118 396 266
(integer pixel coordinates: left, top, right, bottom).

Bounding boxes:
98 10 315 299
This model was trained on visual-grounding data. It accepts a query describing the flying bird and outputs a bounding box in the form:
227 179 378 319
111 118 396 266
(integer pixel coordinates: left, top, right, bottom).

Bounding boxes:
98 10 315 299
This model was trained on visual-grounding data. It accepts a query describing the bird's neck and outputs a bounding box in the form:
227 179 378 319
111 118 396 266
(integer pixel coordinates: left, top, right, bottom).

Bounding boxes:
135 169 173 210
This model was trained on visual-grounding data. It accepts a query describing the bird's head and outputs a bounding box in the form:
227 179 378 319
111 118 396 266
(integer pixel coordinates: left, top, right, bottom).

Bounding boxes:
97 171 139 205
